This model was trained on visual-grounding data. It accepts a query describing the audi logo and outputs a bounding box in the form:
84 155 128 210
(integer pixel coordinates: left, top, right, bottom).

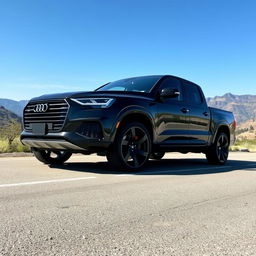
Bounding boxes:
33 103 49 113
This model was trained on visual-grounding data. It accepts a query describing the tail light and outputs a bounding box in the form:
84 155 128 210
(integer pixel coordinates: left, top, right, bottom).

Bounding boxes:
233 119 237 130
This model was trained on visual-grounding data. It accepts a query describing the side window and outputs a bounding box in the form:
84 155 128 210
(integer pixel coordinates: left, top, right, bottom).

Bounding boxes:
159 78 183 101
184 83 203 105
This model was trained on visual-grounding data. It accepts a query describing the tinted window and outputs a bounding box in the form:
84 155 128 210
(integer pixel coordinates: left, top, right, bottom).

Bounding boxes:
159 78 183 101
96 76 162 93
184 83 203 105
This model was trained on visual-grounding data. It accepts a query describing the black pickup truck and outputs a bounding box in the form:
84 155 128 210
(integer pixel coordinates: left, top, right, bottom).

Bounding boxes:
21 75 236 170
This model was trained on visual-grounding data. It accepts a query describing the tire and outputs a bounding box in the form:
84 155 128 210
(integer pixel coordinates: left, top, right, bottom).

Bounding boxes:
150 151 165 160
206 132 229 165
32 149 72 165
106 122 152 170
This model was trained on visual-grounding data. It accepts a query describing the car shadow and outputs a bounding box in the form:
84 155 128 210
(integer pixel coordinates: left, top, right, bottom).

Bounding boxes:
49 157 256 176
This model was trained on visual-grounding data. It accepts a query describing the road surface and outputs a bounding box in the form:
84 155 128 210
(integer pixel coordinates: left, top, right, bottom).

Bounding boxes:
1 152 256 255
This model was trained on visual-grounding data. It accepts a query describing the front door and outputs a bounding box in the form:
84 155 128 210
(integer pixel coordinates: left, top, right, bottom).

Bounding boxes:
156 77 191 145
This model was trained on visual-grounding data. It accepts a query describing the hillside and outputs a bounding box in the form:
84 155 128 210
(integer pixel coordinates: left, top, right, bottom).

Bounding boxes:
0 106 21 127
207 93 256 139
206 93 256 124
0 98 28 117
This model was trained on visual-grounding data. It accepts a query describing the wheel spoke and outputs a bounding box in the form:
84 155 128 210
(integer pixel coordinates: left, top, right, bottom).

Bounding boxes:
223 150 228 159
217 148 221 160
137 149 148 157
223 138 229 148
220 135 224 145
131 127 136 137
122 139 129 146
220 150 225 161
131 153 139 168
136 135 147 145
124 151 131 162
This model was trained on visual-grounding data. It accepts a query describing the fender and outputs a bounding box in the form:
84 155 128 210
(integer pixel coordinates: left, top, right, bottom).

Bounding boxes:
211 121 231 144
109 105 156 143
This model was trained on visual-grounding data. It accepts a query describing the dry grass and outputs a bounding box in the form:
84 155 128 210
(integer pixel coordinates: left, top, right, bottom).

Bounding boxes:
0 137 30 153
231 139 256 152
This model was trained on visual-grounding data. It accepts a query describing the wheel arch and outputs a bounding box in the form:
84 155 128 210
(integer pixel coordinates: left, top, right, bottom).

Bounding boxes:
212 124 230 144
111 111 155 143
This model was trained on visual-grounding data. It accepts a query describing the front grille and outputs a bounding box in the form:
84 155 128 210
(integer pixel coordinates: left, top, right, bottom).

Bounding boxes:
23 100 69 132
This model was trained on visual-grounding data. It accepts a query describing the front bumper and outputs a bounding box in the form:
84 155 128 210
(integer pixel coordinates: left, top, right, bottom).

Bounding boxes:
21 138 84 151
21 131 112 152
21 98 124 152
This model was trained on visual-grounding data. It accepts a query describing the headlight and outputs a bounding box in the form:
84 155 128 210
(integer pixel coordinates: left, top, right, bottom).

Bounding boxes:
71 98 115 108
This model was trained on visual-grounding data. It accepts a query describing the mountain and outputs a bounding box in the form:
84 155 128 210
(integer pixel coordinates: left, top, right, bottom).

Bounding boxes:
0 106 21 127
207 93 256 124
0 99 28 117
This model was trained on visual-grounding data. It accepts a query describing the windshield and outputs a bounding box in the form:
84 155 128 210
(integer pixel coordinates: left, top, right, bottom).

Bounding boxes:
96 76 162 93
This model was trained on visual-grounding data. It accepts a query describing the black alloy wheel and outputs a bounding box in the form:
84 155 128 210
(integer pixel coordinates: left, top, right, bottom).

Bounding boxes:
107 122 151 170
33 149 72 165
206 132 229 165
216 133 229 163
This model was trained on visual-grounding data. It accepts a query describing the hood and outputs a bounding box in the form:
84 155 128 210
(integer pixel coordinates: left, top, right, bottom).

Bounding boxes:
30 91 154 101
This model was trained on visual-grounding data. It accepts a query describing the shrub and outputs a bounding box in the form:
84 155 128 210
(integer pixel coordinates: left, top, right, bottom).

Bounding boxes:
0 139 9 153
230 139 256 152
0 137 30 153
10 137 30 152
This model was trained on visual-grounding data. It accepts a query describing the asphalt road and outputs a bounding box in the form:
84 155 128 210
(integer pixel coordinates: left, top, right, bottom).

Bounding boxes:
1 152 256 256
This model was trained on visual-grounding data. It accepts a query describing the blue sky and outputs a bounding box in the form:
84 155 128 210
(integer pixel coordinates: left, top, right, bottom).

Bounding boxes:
0 0 255 100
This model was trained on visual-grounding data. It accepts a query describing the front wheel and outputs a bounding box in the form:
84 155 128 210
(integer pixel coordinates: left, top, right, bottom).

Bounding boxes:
32 149 72 165
206 132 229 165
107 122 152 170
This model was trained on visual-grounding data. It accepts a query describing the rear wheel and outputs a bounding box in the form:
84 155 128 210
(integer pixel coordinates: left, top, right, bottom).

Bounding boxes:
150 151 165 160
206 132 229 165
107 122 151 170
32 149 72 165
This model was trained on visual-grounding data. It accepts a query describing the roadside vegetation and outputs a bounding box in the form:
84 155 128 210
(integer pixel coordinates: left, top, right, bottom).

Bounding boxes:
231 125 256 152
230 139 256 152
0 121 30 153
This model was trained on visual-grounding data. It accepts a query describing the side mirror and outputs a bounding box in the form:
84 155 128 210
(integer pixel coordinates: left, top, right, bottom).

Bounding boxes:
160 88 180 98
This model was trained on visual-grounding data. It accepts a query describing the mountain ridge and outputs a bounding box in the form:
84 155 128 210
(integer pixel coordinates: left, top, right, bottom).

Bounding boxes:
0 106 21 127
0 98 28 117
206 93 256 124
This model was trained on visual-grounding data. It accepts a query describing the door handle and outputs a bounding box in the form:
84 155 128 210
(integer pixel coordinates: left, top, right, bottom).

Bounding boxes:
203 112 209 116
181 108 189 113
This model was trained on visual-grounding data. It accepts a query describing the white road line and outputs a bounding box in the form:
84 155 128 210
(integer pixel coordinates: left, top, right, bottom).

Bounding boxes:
116 164 256 176
0 176 96 188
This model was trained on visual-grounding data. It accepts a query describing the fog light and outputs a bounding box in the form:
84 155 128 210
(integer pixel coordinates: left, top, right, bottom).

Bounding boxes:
77 122 103 139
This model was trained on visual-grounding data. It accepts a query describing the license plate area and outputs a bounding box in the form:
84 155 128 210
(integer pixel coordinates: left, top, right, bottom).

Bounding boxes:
32 123 46 135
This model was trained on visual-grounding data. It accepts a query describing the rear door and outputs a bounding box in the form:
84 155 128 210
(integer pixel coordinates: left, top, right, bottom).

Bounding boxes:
183 81 211 144
156 77 191 145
